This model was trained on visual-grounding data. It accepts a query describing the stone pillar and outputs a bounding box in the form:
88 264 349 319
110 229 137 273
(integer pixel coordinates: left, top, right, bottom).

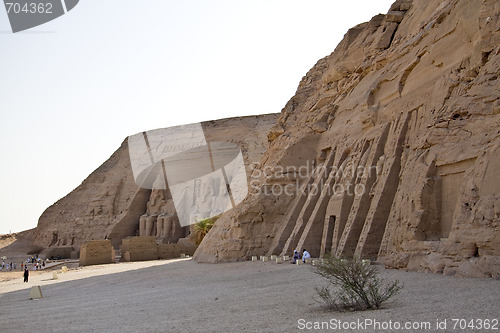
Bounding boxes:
158 216 171 238
171 218 183 241
156 216 164 238
162 216 183 243
145 216 157 237
139 216 147 236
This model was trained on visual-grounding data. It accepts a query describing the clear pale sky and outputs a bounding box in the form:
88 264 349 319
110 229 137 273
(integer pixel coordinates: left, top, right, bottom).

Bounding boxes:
0 0 395 234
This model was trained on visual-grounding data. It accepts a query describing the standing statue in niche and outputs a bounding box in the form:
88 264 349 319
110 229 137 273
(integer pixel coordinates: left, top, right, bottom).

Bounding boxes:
157 215 183 243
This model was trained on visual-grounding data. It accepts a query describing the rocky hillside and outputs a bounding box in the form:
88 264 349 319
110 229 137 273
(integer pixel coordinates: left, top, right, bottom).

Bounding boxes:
29 114 279 251
28 0 500 278
194 0 500 278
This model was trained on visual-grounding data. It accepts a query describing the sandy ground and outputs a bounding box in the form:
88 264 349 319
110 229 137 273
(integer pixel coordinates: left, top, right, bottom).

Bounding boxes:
0 259 499 333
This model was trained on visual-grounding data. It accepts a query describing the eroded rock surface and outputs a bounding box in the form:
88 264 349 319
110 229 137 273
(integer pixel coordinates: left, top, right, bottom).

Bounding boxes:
28 0 500 278
29 114 278 252
194 0 500 278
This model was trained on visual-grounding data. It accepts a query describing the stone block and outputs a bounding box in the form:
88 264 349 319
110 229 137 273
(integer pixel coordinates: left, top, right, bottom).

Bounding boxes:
304 258 312 264
296 260 303 265
270 255 277 260
29 286 43 299
79 240 114 266
61 266 68 273
386 11 405 23
377 22 399 49
251 256 258 261
120 236 157 262
157 241 196 260
275 257 283 264
312 259 319 266
52 272 58 280
283 255 290 261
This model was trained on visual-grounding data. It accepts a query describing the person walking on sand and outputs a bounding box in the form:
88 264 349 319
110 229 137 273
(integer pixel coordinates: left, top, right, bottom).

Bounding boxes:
23 267 29 283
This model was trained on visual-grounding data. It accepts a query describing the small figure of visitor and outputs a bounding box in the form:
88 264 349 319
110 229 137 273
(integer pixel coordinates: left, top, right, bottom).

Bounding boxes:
302 249 311 263
23 267 29 283
291 250 301 264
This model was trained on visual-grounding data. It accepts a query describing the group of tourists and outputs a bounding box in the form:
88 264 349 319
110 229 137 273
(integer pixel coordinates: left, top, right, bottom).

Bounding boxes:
1 257 46 271
0 260 30 282
0 256 49 283
291 249 311 264
0 261 16 271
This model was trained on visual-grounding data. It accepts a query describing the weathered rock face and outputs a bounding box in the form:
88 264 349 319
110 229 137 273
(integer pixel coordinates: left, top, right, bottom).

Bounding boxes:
29 0 499 278
194 0 500 278
29 114 279 252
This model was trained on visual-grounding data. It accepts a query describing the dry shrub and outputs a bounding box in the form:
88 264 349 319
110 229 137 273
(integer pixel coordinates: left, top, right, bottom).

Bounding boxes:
315 254 402 311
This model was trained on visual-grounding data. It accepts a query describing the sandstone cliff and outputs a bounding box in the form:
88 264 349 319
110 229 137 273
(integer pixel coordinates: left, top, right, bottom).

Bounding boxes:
30 114 279 251
194 0 500 278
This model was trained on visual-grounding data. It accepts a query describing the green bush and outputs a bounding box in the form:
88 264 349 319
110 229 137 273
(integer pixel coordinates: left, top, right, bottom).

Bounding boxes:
315 254 402 311
193 216 219 245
